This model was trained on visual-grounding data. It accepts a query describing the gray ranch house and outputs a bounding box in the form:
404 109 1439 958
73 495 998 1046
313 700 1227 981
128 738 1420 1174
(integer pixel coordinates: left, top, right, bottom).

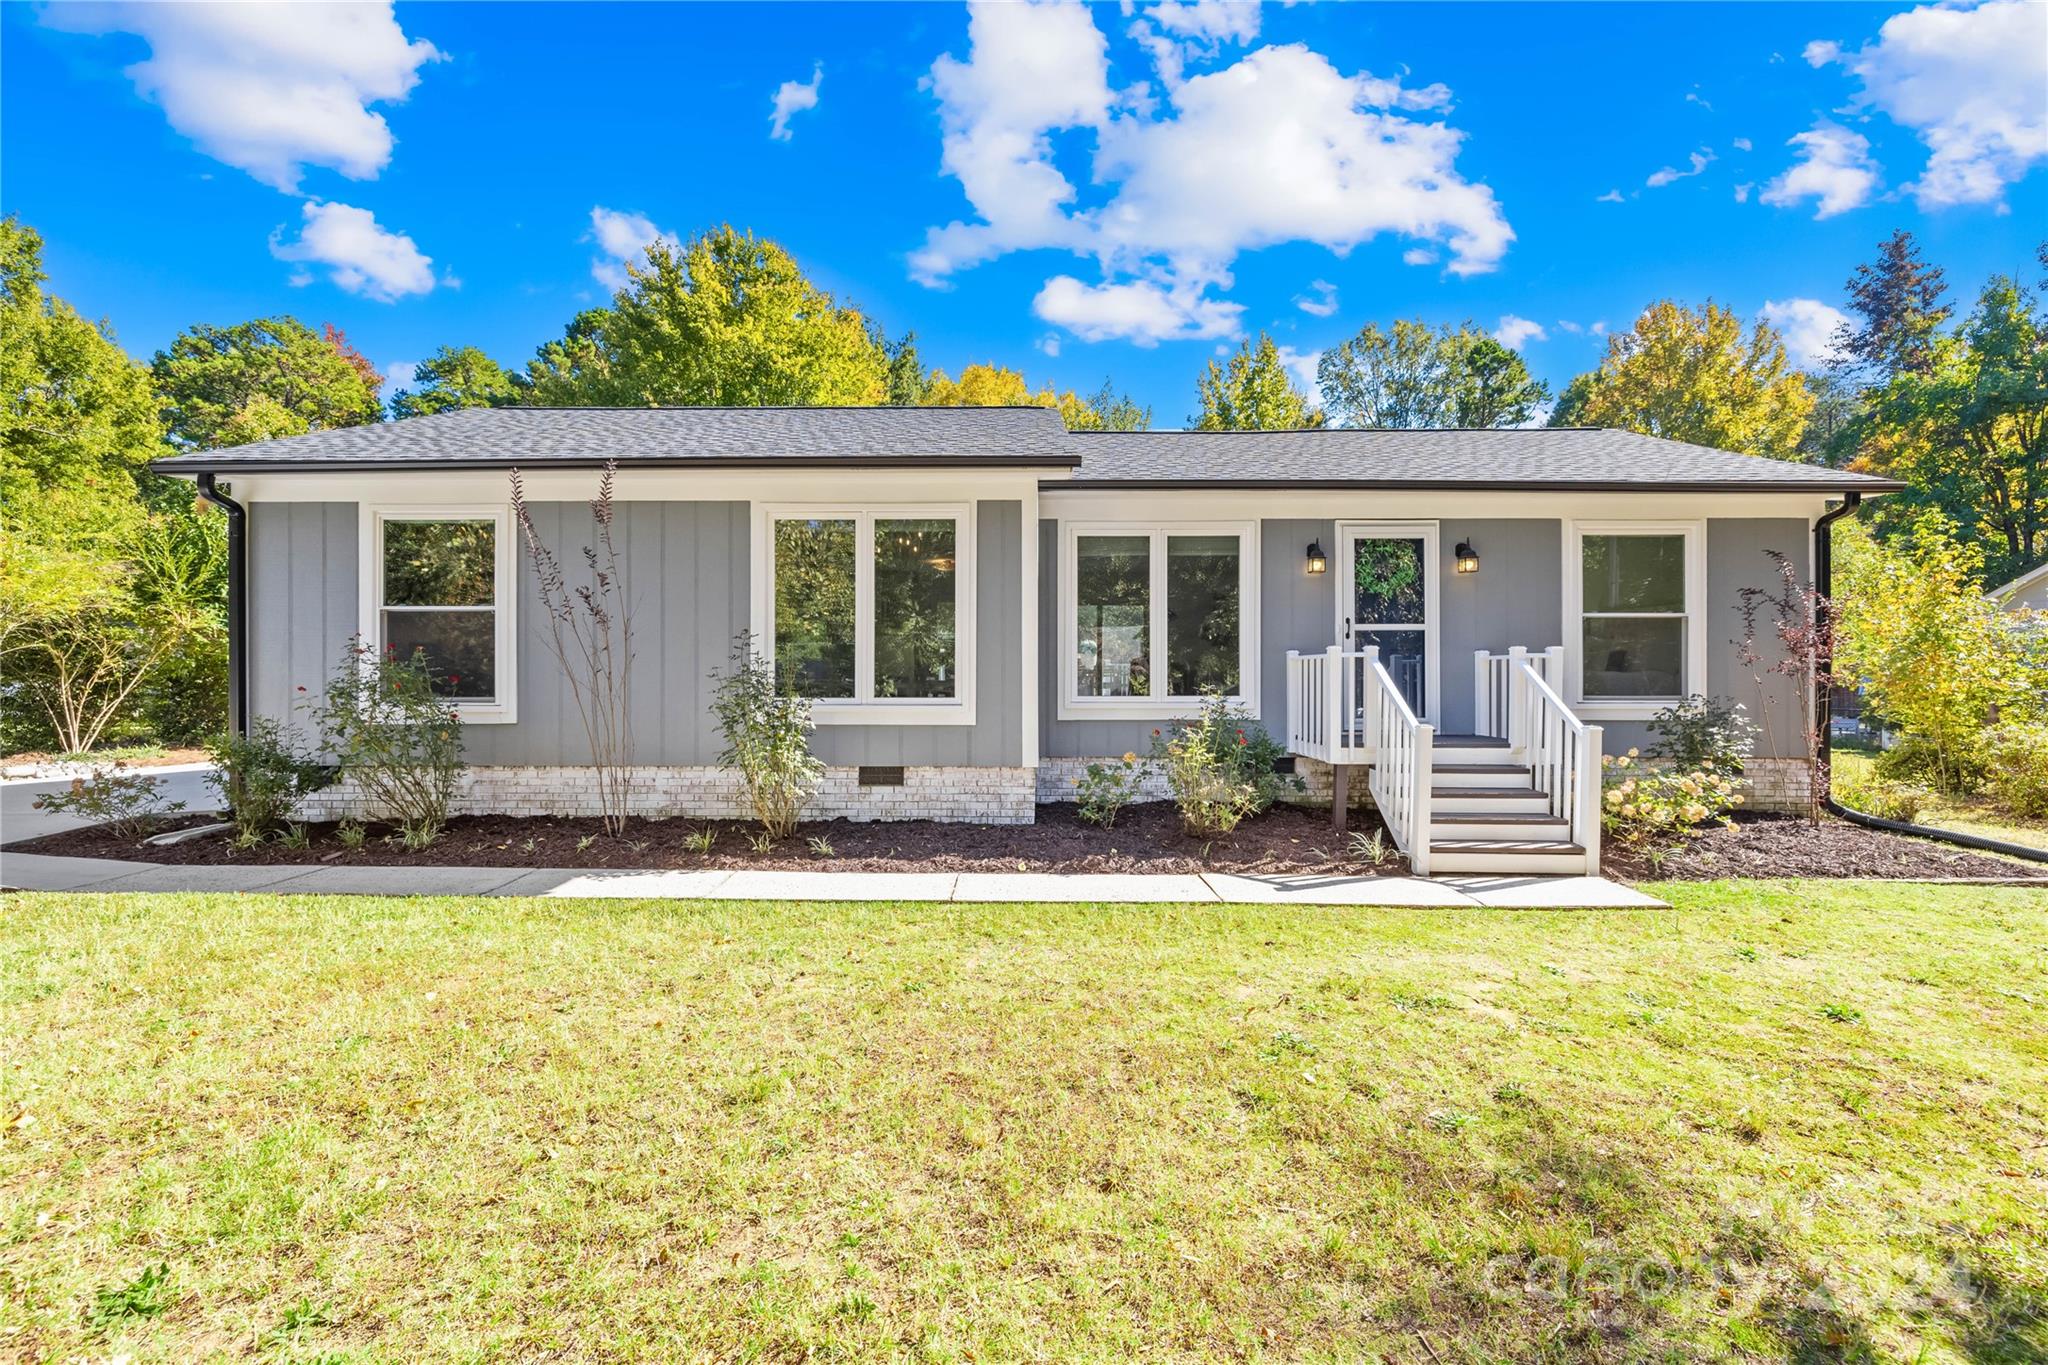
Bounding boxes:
154 407 1899 876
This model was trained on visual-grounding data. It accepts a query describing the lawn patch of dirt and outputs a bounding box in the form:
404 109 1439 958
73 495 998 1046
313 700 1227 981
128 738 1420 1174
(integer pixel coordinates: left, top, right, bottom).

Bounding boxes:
1602 812 2048 882
8 801 1401 876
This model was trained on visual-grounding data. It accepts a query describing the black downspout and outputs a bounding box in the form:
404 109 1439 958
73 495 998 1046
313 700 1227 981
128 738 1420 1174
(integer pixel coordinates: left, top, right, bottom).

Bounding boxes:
1814 490 2048 865
195 472 248 739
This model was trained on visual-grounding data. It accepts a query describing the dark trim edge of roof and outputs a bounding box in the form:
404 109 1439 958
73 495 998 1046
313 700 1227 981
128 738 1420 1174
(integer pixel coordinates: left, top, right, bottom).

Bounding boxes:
1050 477 1906 494
151 455 1083 475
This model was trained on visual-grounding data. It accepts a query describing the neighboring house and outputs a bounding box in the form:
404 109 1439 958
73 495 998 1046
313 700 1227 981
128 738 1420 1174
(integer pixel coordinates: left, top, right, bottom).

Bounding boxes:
1993 560 2048 622
152 407 1898 875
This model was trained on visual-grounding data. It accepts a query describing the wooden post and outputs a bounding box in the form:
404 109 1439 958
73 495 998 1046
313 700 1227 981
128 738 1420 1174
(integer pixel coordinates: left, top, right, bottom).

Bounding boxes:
1331 763 1350 831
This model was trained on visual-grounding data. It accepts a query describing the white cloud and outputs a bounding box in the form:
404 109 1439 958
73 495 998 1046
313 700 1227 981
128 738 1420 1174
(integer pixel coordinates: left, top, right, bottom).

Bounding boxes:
1646 147 1716 187
1732 136 1753 152
269 200 435 302
587 206 679 290
770 62 823 141
1036 333 1062 357
918 2 1510 343
1807 0 2047 209
1596 188 1625 203
44 2 440 193
1760 121 1881 218
1031 273 1242 345
1294 278 1339 317
1760 297 1849 369
1402 247 1438 266
1733 181 1755 203
384 358 417 393
1128 0 1260 87
1591 321 1608 337
1494 315 1546 350
1274 343 1323 404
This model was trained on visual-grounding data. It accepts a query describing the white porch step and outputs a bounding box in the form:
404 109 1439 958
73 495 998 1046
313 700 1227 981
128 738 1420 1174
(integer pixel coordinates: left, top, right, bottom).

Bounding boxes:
1428 839 1590 874
1429 735 1512 766
1429 812 1571 840
1429 785 1549 811
1432 763 1533 788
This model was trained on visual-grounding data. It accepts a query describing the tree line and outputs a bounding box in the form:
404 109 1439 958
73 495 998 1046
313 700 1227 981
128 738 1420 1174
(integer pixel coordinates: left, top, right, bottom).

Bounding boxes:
3 212 2043 756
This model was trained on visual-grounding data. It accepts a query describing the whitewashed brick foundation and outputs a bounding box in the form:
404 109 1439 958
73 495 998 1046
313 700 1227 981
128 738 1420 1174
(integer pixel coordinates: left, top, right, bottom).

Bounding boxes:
299 765 1037 825
1038 756 1332 809
1741 757 1816 814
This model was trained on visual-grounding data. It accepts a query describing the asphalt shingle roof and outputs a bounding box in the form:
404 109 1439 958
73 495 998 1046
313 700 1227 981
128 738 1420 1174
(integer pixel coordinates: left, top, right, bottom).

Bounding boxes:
151 407 1900 492
1067 428 1900 491
150 405 1081 471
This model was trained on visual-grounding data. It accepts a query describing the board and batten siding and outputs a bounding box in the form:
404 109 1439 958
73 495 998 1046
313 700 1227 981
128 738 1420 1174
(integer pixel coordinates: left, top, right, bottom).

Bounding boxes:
248 499 1026 768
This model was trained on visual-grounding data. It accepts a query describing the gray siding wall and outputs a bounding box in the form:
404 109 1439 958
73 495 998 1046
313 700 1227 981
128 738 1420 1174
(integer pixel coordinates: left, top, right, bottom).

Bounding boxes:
1437 520 1565 735
250 499 1024 768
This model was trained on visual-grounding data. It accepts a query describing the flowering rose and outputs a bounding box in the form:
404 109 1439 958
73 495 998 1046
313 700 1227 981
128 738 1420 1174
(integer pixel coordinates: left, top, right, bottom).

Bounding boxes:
1121 751 1136 764
1606 789 1623 806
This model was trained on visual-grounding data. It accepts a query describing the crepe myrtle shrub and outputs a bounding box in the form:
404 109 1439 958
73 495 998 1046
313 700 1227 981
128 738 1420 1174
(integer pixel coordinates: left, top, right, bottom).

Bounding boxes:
1737 550 1841 825
512 460 636 837
1600 748 1740 847
1074 752 1145 828
33 762 184 840
205 716 334 841
711 631 823 840
1646 695 1757 774
315 635 463 848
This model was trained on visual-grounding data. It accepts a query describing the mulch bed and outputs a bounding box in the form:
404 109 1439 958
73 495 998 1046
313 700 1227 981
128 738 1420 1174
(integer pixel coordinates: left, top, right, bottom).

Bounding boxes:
6 801 1400 876
1600 812 2048 882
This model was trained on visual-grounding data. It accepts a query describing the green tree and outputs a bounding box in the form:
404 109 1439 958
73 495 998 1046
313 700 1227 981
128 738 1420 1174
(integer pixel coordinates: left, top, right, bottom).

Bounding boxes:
152 317 383 449
1317 320 1547 429
1194 333 1322 430
1548 372 1596 427
392 346 523 419
0 216 162 507
1855 273 2047 582
881 330 928 406
1074 379 1152 431
1570 301 1813 457
525 227 888 406
1838 229 1951 383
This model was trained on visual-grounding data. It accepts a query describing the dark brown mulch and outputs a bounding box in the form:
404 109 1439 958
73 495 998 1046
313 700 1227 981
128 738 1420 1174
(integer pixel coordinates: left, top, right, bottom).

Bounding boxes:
6 801 1402 876
1600 812 2048 882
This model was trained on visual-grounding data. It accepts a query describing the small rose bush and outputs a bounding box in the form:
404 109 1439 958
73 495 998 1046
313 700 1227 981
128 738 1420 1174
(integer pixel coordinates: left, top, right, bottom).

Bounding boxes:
1600 748 1741 847
34 763 184 840
1075 752 1145 828
1151 694 1296 837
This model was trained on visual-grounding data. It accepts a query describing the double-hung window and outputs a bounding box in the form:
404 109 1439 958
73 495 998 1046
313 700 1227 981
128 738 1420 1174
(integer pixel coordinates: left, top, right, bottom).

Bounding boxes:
1061 522 1257 718
761 505 974 724
1565 520 1704 716
363 506 516 722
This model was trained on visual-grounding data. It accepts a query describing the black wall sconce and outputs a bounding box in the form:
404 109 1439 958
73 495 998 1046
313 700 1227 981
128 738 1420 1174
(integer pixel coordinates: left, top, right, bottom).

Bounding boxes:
1305 540 1327 575
1454 539 1480 574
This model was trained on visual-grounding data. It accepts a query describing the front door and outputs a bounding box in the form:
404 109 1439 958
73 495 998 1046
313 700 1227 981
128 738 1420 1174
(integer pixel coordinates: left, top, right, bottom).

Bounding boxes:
1339 522 1438 722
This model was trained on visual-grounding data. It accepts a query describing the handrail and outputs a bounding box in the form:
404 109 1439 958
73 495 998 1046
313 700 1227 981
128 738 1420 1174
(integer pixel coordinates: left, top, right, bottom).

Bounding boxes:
1361 645 1433 874
1473 645 1564 753
1511 658 1602 874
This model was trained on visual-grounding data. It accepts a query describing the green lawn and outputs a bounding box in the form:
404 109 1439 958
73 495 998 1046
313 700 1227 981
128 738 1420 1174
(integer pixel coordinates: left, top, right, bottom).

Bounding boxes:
1835 749 2048 852
3 886 2044 1363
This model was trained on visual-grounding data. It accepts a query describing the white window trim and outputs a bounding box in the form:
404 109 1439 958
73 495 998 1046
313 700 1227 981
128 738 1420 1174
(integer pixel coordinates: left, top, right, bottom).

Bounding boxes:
752 503 978 727
1057 520 1260 721
1563 518 1707 720
1334 520 1442 725
358 504 518 724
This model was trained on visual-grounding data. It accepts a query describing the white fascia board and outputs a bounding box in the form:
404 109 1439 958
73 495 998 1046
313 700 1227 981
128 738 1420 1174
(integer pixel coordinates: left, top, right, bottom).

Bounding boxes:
230 467 1060 505
1040 488 1840 522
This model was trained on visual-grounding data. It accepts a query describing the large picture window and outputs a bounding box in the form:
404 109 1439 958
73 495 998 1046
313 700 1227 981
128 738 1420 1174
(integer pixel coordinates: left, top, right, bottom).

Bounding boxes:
761 506 973 722
363 506 516 722
1566 520 1704 715
1062 523 1256 717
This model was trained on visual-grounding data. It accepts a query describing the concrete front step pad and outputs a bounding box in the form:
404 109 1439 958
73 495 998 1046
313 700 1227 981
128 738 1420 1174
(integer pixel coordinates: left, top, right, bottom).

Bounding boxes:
1428 839 1591 874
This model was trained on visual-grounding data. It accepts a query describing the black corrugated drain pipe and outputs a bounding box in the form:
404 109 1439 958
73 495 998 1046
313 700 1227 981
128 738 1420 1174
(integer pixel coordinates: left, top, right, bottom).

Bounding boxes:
195 472 247 739
1815 490 2048 865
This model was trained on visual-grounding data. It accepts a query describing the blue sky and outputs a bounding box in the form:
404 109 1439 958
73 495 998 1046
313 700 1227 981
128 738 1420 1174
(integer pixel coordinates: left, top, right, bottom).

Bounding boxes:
6 1 2044 422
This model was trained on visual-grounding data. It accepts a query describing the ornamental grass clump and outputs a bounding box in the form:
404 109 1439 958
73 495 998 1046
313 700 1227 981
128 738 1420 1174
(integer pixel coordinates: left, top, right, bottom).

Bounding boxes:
711 632 823 840
1600 748 1741 847
315 636 463 848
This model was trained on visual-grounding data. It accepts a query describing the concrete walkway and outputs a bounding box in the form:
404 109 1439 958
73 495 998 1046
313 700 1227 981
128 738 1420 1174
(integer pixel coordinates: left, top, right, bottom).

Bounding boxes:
1 763 220 838
0 848 1664 908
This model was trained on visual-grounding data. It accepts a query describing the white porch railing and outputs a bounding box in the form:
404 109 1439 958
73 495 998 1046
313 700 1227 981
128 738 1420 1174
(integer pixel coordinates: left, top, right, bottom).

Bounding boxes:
1284 645 1376 764
1473 645 1565 754
1509 658 1604 874
1360 645 1434 874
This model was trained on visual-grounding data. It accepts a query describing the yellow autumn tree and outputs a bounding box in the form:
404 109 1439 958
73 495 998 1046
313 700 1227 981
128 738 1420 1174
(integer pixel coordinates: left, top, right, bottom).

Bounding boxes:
922 362 1104 429
1572 301 1813 458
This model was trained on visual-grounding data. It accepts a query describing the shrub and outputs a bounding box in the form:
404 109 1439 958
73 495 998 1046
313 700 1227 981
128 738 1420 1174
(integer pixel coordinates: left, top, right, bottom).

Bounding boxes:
206 717 334 841
1833 767 1932 823
1875 732 1989 794
1600 750 1740 847
1075 753 1145 828
1984 725 2048 819
1646 695 1757 773
314 636 463 846
711 632 823 839
1153 701 1262 837
33 763 184 840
